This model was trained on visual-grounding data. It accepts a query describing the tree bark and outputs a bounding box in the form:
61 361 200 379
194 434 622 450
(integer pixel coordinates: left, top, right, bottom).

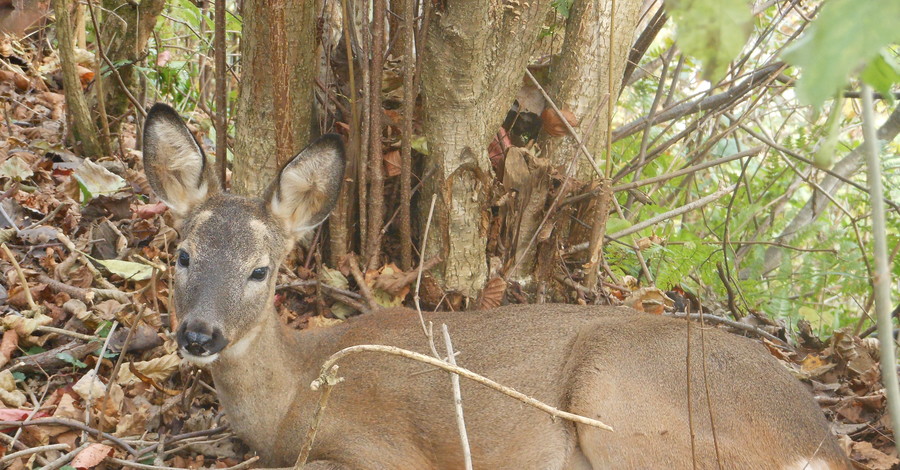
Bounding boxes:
421 0 551 298
53 0 103 157
539 0 642 177
232 0 316 197
523 0 642 282
100 0 165 129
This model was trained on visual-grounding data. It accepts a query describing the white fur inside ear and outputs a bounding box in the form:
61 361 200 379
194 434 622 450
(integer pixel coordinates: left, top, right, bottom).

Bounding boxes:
145 120 210 216
269 164 328 235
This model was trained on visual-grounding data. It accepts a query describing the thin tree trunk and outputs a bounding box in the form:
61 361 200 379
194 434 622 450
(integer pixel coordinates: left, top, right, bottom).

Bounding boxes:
421 0 551 298
53 0 103 157
233 0 316 197
100 0 165 129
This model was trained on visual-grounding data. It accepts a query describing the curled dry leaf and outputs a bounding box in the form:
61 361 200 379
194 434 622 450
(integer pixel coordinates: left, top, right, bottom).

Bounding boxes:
71 443 113 469
623 287 674 315
1 313 52 336
308 315 343 329
0 330 19 369
73 370 106 401
116 352 181 386
476 277 507 310
383 149 401 177
541 108 579 137
0 370 26 407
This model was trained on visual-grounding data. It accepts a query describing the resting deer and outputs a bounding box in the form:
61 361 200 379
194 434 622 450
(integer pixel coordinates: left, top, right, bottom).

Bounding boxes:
142 103 851 469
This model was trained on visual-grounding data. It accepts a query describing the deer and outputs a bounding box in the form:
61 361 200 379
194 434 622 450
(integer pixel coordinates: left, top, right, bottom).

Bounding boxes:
141 103 851 470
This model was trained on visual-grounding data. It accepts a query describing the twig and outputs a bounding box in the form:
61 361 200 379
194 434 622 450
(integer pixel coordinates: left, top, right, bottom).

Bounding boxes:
0 418 138 456
84 0 112 155
567 184 737 253
442 324 472 470
667 312 790 348
347 254 378 311
862 83 900 441
107 456 259 470
1 243 38 311
41 442 90 470
398 0 415 270
293 366 341 469
108 304 149 391
414 195 438 341
23 203 69 230
365 0 386 270
309 344 614 431
0 443 71 464
563 146 763 206
34 325 98 342
85 0 147 118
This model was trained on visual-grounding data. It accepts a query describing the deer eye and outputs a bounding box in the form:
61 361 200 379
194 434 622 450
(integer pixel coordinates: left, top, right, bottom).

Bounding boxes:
177 250 190 268
249 266 268 282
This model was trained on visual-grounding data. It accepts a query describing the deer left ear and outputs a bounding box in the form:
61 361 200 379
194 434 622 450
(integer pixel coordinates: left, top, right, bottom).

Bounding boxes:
265 134 345 239
142 103 221 219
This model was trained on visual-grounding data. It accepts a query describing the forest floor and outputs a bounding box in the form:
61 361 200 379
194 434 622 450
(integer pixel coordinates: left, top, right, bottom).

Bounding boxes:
0 36 898 469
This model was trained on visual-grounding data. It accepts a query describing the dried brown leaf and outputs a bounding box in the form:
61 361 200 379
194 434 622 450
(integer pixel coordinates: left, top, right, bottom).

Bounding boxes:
476 277 506 310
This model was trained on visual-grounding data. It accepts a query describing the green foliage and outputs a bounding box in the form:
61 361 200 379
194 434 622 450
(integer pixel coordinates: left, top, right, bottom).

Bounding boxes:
56 352 87 369
551 0 573 18
666 0 753 81
782 0 900 108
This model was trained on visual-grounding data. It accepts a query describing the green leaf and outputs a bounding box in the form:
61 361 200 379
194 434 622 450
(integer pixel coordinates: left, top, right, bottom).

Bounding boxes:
411 136 430 155
56 352 87 369
606 217 631 235
91 258 153 281
782 0 900 108
25 346 45 355
551 0 573 18
666 0 752 82
813 94 844 169
861 50 900 106
12 372 25 382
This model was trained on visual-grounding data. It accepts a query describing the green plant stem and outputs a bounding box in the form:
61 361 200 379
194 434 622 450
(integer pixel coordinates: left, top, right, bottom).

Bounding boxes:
862 83 900 441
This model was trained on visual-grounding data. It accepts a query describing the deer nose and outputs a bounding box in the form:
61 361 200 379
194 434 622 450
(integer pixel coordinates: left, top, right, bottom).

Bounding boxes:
177 321 228 357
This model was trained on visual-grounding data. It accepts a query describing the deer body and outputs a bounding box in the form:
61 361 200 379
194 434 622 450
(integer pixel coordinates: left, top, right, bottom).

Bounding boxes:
142 104 851 469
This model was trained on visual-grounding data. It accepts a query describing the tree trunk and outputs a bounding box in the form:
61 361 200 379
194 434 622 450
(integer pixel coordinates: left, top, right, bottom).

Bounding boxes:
522 0 642 282
53 0 103 157
421 0 550 298
540 0 642 176
100 0 165 128
232 0 316 197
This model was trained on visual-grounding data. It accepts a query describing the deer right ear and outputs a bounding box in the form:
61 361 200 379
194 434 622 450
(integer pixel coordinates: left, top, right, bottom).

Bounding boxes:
142 103 220 219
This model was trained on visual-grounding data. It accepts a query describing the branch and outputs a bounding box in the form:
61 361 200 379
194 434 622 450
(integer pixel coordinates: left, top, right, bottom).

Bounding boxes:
612 62 785 142
310 344 615 431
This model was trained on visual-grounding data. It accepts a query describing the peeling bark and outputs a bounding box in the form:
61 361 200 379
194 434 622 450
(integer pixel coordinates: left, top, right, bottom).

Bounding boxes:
539 0 642 176
421 0 550 297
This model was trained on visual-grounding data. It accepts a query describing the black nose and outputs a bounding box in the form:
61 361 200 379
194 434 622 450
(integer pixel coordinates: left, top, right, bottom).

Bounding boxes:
177 321 228 357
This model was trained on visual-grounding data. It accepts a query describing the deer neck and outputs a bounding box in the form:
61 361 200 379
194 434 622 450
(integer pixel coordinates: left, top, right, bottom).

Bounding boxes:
207 307 321 455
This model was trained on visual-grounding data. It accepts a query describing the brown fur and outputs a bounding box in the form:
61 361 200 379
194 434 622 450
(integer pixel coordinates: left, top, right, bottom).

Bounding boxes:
142 104 852 469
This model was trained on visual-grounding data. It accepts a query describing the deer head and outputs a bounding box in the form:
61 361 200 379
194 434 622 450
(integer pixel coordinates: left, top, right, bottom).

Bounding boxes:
142 103 344 364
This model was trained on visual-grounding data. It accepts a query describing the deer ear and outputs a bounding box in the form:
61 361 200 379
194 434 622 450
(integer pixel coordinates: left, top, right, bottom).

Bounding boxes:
266 134 345 239
142 103 220 219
